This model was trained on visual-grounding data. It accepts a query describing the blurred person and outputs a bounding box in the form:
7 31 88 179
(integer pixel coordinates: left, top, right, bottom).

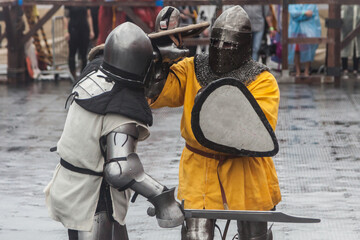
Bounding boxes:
270 5 283 67
288 4 321 77
341 5 360 78
64 6 94 79
97 6 161 45
45 22 184 240
25 37 41 79
258 5 279 64
196 5 216 54
148 6 281 240
179 6 198 56
90 6 100 46
179 6 197 26
243 5 277 62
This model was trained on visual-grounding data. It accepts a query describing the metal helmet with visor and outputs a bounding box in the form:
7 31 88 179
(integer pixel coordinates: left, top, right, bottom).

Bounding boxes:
209 6 252 74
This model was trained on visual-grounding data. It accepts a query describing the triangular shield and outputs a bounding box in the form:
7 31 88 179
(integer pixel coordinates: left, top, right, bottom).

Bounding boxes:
191 78 279 157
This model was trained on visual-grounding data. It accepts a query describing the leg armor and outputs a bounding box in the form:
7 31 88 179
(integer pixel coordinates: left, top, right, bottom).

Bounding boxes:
68 212 129 240
181 218 215 240
237 221 272 240
103 123 184 228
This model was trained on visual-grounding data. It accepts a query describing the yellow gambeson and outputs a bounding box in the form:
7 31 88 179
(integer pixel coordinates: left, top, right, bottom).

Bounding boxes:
151 57 281 210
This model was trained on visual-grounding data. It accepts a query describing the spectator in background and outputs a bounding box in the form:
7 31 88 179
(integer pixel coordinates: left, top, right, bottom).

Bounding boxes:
341 5 360 79
179 6 198 56
288 4 321 77
96 6 161 45
96 6 126 45
90 6 99 47
196 5 216 54
64 6 94 79
243 5 277 62
179 6 197 26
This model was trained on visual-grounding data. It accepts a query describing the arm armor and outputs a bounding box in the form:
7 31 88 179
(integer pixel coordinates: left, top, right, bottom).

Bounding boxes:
103 123 184 228
104 123 164 199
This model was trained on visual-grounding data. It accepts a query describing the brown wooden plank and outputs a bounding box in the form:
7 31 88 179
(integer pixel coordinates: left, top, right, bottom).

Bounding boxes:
327 4 341 86
183 37 209 46
0 1 16 7
281 0 289 70
0 0 359 7
285 0 360 3
21 0 156 7
167 0 360 5
295 75 322 84
288 37 332 45
341 23 360 50
333 4 341 86
0 32 6 43
166 0 281 6
20 5 61 46
2 7 13 44
4 5 26 83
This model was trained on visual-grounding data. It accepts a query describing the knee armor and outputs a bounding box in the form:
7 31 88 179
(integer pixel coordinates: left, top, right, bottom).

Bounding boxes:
237 221 272 240
181 218 215 240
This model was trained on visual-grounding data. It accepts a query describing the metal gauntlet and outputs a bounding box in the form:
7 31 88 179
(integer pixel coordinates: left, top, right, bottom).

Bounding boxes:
145 44 189 99
103 123 184 228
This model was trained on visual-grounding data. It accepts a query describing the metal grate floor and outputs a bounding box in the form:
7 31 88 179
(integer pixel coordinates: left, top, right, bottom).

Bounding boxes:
1 79 360 239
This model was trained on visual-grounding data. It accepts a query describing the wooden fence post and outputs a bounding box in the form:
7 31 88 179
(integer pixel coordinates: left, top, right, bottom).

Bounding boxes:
4 5 26 83
281 0 290 80
327 4 341 86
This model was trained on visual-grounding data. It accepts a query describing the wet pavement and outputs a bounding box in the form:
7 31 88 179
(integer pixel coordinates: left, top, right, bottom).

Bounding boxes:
1 78 360 240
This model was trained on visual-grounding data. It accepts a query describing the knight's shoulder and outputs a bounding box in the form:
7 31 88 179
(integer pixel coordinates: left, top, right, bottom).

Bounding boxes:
73 70 115 99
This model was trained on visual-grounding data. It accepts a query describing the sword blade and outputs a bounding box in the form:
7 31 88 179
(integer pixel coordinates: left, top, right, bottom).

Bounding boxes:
184 209 320 223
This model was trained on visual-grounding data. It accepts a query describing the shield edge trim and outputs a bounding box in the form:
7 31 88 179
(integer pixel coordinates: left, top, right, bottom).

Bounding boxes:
191 77 279 157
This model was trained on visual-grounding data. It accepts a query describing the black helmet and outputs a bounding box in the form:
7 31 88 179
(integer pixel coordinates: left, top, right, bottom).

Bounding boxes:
209 6 252 74
100 22 154 87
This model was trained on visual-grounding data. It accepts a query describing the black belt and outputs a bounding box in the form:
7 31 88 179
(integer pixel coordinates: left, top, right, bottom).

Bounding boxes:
60 158 103 177
185 143 238 161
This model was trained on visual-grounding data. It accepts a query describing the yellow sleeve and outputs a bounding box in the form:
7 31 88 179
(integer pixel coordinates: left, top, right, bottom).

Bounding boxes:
150 57 194 109
247 71 280 130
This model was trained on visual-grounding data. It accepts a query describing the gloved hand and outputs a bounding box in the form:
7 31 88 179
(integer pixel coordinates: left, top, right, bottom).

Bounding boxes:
145 43 189 100
154 43 189 65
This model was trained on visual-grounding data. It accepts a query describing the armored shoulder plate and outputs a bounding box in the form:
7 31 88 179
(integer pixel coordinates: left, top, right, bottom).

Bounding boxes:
112 123 140 139
70 69 153 126
73 70 115 100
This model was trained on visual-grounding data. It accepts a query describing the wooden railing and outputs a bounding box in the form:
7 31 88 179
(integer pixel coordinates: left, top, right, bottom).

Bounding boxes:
1 0 360 84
